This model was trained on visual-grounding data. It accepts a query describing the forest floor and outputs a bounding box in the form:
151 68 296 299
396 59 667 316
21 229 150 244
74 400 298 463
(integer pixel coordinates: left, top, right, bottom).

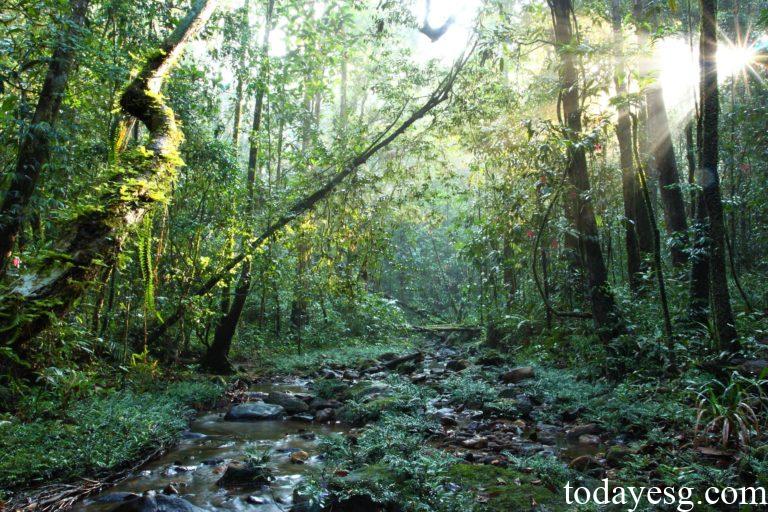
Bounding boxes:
4 334 767 511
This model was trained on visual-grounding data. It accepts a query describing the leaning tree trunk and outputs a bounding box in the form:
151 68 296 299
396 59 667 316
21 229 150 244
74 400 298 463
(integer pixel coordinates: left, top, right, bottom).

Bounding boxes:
611 0 651 291
634 0 689 268
699 0 738 350
0 0 217 349
201 0 275 373
549 0 624 343
144 54 468 344
0 0 91 274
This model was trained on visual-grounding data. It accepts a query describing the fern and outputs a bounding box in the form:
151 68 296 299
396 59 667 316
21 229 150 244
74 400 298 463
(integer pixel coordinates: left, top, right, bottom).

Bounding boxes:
137 214 156 318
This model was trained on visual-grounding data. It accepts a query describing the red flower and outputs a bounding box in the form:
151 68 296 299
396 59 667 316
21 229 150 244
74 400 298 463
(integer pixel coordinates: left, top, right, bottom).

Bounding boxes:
526 230 535 239
550 239 559 249
12 256 20 268
740 163 751 172
594 143 602 154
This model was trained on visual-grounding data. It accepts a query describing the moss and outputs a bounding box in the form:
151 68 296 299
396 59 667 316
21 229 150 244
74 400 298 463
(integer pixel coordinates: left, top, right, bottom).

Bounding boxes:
448 463 568 511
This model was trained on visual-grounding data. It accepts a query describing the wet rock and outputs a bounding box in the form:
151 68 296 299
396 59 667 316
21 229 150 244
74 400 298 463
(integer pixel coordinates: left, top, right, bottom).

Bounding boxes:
566 423 601 441
298 431 317 440
411 373 428 383
290 414 315 423
378 352 399 362
348 381 391 400
500 366 535 384
343 370 360 380
578 434 601 445
290 450 310 464
224 402 284 421
162 484 178 495
267 391 310 414
315 408 335 423
309 397 343 410
110 492 203 512
477 353 505 366
247 496 267 505
606 445 634 467
321 368 343 379
202 458 225 466
462 437 488 449
96 493 140 504
162 465 197 477
180 431 206 439
446 359 470 371
216 462 273 488
569 455 602 472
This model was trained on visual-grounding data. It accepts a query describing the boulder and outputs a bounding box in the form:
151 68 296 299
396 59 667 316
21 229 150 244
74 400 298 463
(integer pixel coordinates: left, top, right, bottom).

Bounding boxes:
568 455 602 472
267 391 309 414
109 492 203 512
446 359 470 371
578 434 601 445
315 408 335 423
500 366 535 383
309 398 342 410
566 423 601 441
224 402 284 421
216 461 273 487
290 450 310 464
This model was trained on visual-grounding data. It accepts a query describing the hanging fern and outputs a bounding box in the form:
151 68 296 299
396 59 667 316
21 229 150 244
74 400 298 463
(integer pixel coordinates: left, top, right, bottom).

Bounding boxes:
137 213 157 319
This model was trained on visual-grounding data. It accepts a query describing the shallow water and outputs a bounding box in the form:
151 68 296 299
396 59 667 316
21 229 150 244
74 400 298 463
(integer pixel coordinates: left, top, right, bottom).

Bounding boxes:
73 383 347 511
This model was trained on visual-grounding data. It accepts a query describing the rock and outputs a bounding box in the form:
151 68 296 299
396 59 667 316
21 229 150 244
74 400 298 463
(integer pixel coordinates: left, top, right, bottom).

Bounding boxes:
216 462 273 487
578 434 601 445
267 391 310 414
290 414 315 423
566 423 601 441
309 398 343 410
343 370 360 380
180 431 206 439
96 493 141 504
477 353 505 366
739 359 768 377
568 455 602 472
500 366 535 383
378 352 399 362
606 445 633 467
348 381 391 400
162 484 178 495
446 359 470 371
321 368 343 379
290 450 310 464
315 408 335 423
411 373 428 383
462 437 488 449
202 458 225 466
561 407 584 422
224 403 284 421
110 492 203 512
247 496 267 505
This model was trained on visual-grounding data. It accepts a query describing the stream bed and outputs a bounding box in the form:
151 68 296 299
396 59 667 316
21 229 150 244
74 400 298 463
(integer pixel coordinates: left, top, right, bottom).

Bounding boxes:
73 381 348 512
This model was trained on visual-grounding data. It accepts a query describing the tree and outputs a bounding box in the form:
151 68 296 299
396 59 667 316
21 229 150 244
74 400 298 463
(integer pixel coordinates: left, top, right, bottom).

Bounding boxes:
698 0 738 350
0 0 91 274
611 0 652 291
548 0 624 342
634 0 690 268
0 0 217 349
201 0 276 373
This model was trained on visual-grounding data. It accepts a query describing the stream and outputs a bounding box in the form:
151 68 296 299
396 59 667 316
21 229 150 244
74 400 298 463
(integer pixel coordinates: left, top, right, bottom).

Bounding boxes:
73 380 348 512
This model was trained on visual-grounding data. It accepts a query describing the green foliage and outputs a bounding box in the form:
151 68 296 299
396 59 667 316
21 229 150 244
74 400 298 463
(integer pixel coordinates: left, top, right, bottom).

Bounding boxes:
0 381 220 491
694 372 768 448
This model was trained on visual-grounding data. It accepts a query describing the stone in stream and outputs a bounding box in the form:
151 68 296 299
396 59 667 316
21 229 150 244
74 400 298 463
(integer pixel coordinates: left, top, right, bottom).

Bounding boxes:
109 491 203 512
224 402 285 421
578 434 601 445
216 461 273 487
565 423 601 441
446 359 470 371
267 391 310 414
309 398 342 411
500 366 535 383
290 450 310 464
315 407 335 423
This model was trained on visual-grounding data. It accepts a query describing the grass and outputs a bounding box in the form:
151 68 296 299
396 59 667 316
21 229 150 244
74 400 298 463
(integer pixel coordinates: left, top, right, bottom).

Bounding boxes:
0 380 221 495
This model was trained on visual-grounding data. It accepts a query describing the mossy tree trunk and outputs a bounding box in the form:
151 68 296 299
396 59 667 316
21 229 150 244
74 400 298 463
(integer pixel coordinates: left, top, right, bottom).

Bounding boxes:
0 0 217 350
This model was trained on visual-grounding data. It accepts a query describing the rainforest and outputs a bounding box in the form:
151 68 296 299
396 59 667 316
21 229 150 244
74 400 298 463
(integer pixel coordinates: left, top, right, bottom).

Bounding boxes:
1 0 768 510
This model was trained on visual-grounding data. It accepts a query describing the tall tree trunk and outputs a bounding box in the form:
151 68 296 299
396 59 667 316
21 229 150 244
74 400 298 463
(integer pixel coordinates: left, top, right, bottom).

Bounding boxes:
611 0 651 291
0 0 217 349
201 0 275 373
549 0 624 343
699 0 738 349
634 0 689 268
0 0 91 274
